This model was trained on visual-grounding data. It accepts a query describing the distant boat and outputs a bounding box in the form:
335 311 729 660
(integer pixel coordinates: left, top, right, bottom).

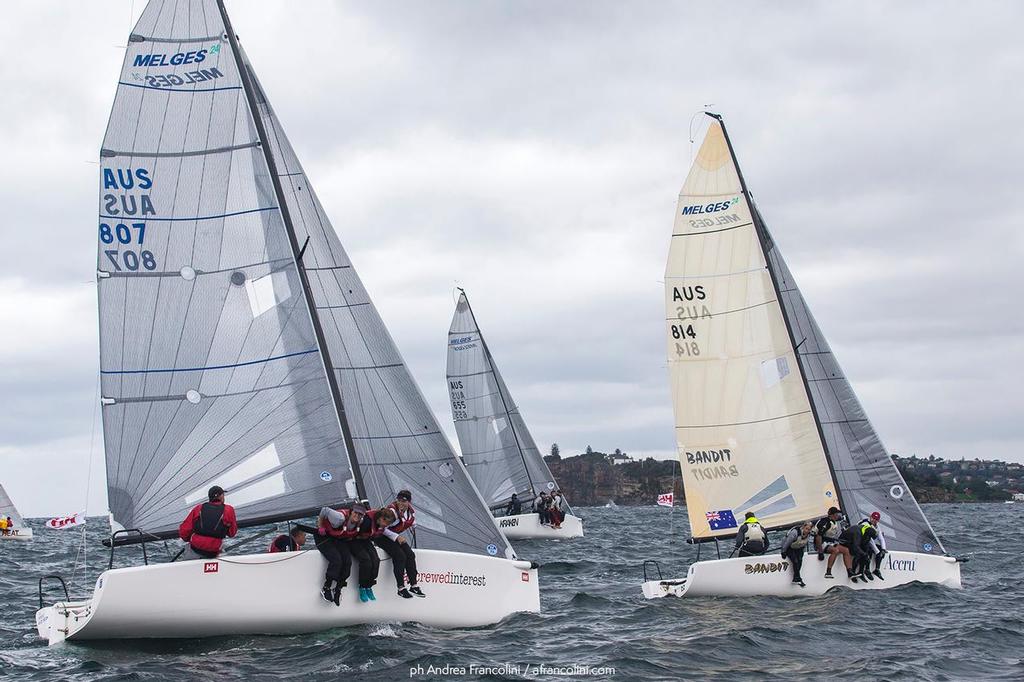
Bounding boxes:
35 0 538 646
446 290 583 539
641 114 962 599
0 483 33 541
605 501 618 509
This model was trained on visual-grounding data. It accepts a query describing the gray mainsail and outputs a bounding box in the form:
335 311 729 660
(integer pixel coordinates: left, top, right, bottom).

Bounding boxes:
760 205 944 554
237 50 512 558
97 0 512 559
0 484 26 527
446 292 566 512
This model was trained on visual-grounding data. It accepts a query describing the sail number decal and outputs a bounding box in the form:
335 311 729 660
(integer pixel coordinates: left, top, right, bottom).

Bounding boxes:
100 223 157 271
449 380 468 420
100 167 159 272
670 285 711 358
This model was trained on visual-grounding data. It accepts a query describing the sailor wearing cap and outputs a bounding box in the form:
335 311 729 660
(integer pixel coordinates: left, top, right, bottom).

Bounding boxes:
178 485 238 560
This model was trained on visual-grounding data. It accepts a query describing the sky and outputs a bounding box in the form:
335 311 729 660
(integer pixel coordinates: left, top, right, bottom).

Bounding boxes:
1 1 1021 517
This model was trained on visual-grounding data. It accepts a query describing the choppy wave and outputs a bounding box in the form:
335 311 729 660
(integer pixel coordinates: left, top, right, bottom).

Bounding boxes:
1 504 1021 680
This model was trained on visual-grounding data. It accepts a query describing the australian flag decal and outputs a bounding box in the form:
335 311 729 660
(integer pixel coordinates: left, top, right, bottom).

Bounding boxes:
706 509 738 531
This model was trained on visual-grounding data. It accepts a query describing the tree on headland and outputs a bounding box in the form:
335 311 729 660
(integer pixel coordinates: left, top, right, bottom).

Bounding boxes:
585 445 593 455
550 443 560 458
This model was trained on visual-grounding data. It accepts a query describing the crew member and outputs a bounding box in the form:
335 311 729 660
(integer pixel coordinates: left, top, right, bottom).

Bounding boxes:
505 494 522 517
781 521 813 587
815 506 845 560
534 492 550 524
852 512 884 581
374 489 425 599
352 505 383 603
269 526 307 553
864 511 887 580
0 516 7 535
178 485 238 560
316 502 366 605
735 512 768 556
829 523 865 582
549 490 564 529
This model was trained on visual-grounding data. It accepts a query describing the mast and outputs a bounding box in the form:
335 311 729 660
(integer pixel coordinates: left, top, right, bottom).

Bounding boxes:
707 112 848 517
216 0 366 501
458 289 539 497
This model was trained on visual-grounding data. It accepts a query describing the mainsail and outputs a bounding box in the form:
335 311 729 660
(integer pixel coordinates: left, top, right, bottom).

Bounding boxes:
447 292 566 511
0 484 26 528
97 0 511 559
667 114 942 555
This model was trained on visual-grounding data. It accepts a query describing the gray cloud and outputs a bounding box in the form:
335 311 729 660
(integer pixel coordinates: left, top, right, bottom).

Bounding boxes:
1 0 1021 515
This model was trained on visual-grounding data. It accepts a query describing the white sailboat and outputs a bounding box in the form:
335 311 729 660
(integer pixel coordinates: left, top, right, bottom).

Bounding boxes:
641 114 962 599
446 291 583 539
35 0 538 645
0 483 33 541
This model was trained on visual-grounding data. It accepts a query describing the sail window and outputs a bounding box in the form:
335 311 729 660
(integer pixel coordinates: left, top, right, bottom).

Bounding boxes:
227 472 286 507
760 356 791 388
184 443 282 505
245 271 291 317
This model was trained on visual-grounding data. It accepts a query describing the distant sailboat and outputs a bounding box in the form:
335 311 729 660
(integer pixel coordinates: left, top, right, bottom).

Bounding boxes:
35 0 538 645
0 483 33 541
641 114 962 598
446 290 583 539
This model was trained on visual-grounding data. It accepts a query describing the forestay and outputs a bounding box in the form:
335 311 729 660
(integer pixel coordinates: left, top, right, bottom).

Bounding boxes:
666 119 838 540
97 0 511 560
0 484 26 527
447 293 564 511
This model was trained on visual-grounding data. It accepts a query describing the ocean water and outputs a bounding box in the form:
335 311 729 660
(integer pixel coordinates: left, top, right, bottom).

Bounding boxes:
0 504 1020 681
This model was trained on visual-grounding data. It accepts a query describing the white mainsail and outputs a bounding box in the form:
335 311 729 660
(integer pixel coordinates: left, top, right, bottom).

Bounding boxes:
668 114 943 556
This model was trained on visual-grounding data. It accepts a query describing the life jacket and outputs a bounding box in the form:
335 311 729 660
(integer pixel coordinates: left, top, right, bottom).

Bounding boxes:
194 502 228 539
742 519 766 545
269 534 295 553
355 510 381 540
388 502 416 534
320 508 363 539
820 518 842 540
790 528 811 550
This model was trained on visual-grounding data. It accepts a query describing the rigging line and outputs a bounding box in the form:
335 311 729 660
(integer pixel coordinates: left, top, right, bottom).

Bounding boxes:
101 348 318 374
461 292 537 497
220 22 366 501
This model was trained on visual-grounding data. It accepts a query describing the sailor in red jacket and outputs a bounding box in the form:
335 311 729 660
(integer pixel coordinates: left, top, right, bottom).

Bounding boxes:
269 526 307 553
315 502 367 605
178 486 237 560
374 490 425 598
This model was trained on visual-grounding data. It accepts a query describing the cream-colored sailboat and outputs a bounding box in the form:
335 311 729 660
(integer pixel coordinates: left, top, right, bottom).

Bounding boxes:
641 114 961 599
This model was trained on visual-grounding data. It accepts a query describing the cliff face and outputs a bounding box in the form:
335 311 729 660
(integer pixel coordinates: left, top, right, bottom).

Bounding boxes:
546 451 1013 507
547 453 682 506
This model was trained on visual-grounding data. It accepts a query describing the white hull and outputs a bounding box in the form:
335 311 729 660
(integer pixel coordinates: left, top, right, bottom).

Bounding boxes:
1 528 33 540
36 547 539 644
641 550 961 599
496 513 583 539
